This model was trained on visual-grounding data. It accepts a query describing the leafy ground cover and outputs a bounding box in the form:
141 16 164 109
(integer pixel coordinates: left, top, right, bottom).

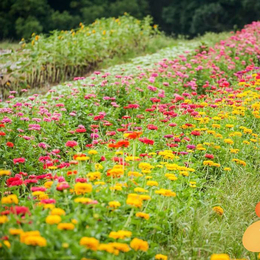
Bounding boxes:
0 22 260 260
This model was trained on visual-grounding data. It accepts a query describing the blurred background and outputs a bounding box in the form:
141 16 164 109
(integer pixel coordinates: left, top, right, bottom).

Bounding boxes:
1 0 260 40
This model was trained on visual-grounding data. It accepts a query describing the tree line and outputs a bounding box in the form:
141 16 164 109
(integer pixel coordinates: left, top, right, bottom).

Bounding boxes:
1 0 260 40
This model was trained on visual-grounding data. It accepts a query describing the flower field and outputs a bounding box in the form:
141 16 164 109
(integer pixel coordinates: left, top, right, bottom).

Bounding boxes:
0 21 260 260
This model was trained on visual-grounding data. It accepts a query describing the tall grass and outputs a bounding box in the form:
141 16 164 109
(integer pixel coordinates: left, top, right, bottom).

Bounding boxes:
0 14 157 99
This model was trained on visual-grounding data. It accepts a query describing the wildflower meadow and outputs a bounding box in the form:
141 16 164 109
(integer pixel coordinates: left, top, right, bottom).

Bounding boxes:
0 18 260 260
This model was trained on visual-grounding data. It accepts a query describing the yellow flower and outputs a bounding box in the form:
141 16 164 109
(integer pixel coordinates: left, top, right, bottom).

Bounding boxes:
165 173 178 181
136 212 150 220
210 254 230 260
126 194 143 208
109 201 121 209
71 219 78 224
224 167 231 171
155 189 176 197
87 171 101 181
50 208 66 216
76 156 90 161
155 254 168 260
128 171 143 177
43 204 55 210
0 170 11 176
48 166 57 170
94 181 105 185
1 194 18 204
139 162 153 170
98 243 116 254
130 238 149 251
203 160 214 166
134 187 148 193
62 243 69 248
165 163 179 170
46 215 62 225
212 206 224 216
80 237 99 251
224 139 234 145
225 124 234 128
74 183 92 195
57 223 75 230
180 171 189 176
9 228 23 235
88 150 98 155
44 181 53 188
212 124 220 129
0 240 11 248
95 163 103 170
24 236 47 247
0 216 9 224
111 242 130 252
147 181 159 186
107 167 124 177
125 156 140 161
109 230 132 239
74 197 93 204
140 195 151 201
110 185 122 191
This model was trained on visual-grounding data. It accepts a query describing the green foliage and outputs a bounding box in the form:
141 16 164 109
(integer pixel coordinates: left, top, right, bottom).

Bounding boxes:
15 16 43 38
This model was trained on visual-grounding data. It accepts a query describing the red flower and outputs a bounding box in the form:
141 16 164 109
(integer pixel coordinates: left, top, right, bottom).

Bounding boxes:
205 154 214 159
139 138 154 145
93 115 104 121
56 182 70 191
67 170 78 176
6 142 14 147
10 206 30 216
0 132 6 136
6 177 23 187
124 131 142 139
99 156 106 162
116 140 130 148
75 178 88 183
147 124 158 130
191 131 201 136
117 128 127 132
75 128 86 133
108 143 118 148
65 140 78 148
13 157 25 164
40 199 56 204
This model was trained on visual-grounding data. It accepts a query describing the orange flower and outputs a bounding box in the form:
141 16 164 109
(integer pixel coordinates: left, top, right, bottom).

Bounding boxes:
124 131 142 139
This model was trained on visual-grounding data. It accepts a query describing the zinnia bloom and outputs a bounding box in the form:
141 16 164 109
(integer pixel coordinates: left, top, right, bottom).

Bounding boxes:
212 206 224 216
74 183 92 195
45 215 62 224
57 223 75 230
130 238 149 251
65 141 78 148
80 237 99 251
